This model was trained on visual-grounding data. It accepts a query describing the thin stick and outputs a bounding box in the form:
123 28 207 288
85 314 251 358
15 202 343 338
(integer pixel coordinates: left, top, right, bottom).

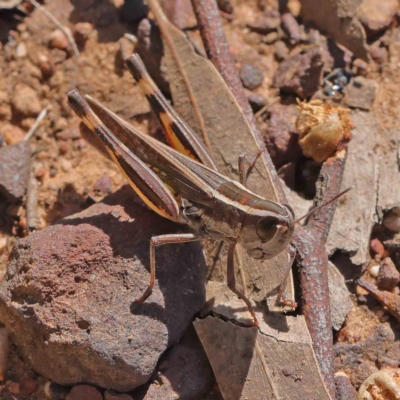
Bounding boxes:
191 0 286 204
29 0 80 87
24 106 48 141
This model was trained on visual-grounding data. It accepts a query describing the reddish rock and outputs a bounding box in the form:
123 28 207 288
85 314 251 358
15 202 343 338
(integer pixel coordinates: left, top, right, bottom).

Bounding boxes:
261 103 301 169
49 29 71 52
66 385 102 400
239 63 264 90
11 83 41 117
0 186 206 391
334 374 357 400
104 390 133 400
344 77 378 111
350 362 379 390
377 257 400 291
94 173 113 195
19 379 37 395
357 0 398 36
246 11 281 33
0 141 31 202
272 47 324 98
143 325 215 400
73 22 93 44
1 123 25 145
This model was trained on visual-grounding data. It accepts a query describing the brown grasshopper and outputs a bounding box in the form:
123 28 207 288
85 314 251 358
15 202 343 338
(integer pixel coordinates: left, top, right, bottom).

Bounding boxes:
67 54 297 326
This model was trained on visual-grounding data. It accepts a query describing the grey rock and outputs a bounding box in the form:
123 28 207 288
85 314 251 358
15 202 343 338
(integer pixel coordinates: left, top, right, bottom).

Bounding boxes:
344 76 378 110
0 141 31 202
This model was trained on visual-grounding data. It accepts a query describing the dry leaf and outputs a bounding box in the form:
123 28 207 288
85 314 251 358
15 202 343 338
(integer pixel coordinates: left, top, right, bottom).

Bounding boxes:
194 315 331 400
326 111 379 265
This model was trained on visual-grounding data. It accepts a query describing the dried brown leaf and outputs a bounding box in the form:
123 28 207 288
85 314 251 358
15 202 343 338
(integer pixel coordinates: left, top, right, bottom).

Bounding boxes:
326 111 379 265
194 316 331 400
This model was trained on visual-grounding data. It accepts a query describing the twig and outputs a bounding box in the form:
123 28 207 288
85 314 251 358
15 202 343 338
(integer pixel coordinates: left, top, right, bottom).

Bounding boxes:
24 106 48 141
190 0 286 203
29 0 80 87
293 150 347 398
191 0 348 397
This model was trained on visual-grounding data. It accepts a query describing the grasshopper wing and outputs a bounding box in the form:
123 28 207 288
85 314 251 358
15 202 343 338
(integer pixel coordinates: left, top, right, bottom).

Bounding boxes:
125 54 217 170
68 89 181 222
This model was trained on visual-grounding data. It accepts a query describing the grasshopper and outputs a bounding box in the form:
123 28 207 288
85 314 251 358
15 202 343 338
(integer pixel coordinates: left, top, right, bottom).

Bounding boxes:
67 54 297 326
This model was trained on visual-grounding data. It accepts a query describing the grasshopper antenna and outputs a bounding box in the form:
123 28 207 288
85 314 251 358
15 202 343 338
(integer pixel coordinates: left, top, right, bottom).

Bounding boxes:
294 186 354 224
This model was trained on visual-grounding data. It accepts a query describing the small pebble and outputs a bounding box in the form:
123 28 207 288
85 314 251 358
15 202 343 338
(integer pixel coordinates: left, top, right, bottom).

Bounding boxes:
216 0 233 14
58 141 69 155
263 31 279 44
247 11 281 33
61 158 72 172
94 174 113 195
383 208 400 232
247 93 268 112
66 385 103 400
369 264 380 278
20 379 37 396
38 54 55 77
369 45 388 64
377 257 400 290
239 63 264 90
274 40 289 60
1 123 25 145
15 42 27 58
56 127 81 141
11 83 42 117
73 22 93 44
54 117 68 132
281 12 301 42
370 238 385 258
8 382 20 394
49 28 71 51
44 381 71 400
49 164 57 177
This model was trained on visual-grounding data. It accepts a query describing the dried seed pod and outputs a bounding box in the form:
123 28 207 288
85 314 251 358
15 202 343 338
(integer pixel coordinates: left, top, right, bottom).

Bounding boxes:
357 369 400 400
296 100 353 162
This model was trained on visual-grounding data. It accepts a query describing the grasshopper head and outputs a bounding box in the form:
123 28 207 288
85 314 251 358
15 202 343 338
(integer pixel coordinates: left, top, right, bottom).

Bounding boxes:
240 201 294 260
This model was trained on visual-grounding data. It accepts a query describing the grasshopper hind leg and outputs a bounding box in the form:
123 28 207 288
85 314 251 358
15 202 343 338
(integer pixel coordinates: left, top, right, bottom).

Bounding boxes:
135 233 200 304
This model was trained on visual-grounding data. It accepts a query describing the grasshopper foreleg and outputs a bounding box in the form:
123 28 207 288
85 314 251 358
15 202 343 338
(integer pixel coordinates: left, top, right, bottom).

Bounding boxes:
226 242 259 326
135 233 201 304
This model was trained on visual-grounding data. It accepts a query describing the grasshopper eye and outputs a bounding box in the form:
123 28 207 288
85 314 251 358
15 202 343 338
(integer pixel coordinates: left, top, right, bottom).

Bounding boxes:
256 216 278 242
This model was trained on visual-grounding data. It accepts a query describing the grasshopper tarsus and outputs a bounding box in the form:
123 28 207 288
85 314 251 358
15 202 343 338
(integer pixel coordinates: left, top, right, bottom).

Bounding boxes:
278 291 298 310
134 288 153 305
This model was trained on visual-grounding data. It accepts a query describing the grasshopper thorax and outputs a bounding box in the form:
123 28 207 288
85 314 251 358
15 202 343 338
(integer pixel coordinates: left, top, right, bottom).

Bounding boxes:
240 200 294 260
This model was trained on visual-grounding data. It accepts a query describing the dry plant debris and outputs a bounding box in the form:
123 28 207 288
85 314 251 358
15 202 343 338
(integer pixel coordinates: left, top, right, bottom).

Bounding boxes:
357 369 400 400
296 100 353 162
